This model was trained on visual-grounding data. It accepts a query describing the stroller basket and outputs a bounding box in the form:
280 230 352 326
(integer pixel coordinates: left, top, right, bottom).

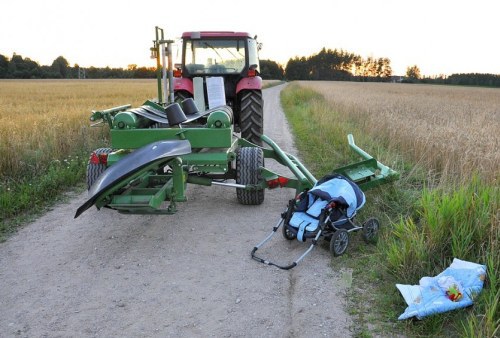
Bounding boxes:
251 174 379 270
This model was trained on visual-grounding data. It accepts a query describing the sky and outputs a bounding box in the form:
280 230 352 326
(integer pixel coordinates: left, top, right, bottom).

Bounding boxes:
1 0 499 76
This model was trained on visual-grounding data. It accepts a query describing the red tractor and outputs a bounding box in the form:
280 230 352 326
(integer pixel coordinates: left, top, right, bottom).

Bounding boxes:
173 31 263 145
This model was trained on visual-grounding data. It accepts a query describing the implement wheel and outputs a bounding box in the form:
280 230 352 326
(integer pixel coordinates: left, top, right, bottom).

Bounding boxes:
362 218 380 244
236 147 265 205
330 229 349 257
86 148 111 190
282 200 296 240
239 90 263 146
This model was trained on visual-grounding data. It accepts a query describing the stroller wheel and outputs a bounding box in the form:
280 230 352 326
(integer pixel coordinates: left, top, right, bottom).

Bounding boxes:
362 218 380 244
330 229 349 257
282 224 297 240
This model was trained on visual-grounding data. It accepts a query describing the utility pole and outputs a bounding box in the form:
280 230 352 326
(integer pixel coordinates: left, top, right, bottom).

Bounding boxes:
78 67 86 79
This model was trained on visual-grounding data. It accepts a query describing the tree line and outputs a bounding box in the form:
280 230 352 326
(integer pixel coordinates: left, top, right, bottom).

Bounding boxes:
404 65 500 87
1 50 390 82
0 53 156 79
1 52 498 87
283 48 392 82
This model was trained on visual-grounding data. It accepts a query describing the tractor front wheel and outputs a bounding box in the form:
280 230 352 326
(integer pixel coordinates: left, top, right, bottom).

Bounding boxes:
86 148 112 190
239 90 263 146
236 147 265 205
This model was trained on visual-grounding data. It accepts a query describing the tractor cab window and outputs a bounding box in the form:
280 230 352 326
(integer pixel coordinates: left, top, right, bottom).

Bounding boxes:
184 39 246 75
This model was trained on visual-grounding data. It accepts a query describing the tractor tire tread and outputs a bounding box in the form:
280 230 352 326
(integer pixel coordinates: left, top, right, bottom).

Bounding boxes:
236 147 265 205
240 90 263 146
86 148 112 190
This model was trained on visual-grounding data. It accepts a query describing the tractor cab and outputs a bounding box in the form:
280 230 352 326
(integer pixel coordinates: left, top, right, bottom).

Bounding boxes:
178 32 259 76
174 32 263 144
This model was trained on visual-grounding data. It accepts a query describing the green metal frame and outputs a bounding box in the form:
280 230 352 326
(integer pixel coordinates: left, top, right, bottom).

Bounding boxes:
111 128 233 149
89 108 399 215
88 99 398 215
335 134 399 190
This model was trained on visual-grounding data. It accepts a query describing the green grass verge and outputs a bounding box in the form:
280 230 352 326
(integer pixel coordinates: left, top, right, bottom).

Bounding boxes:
281 83 499 337
262 80 286 89
0 140 109 242
0 153 87 241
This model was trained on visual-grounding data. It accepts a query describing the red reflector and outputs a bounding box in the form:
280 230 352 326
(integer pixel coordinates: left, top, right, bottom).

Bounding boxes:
98 154 108 166
90 152 99 165
247 68 256 77
89 152 108 165
266 176 289 189
278 177 289 186
173 69 182 77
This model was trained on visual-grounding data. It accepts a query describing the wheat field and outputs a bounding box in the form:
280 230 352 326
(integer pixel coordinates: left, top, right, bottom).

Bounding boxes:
297 81 500 183
0 79 283 181
0 79 157 179
1 80 498 183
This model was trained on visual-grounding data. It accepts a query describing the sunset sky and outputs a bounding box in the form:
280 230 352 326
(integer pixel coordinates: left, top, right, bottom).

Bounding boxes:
1 0 498 76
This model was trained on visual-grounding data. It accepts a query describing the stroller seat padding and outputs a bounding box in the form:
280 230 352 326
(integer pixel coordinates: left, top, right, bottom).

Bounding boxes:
290 199 327 241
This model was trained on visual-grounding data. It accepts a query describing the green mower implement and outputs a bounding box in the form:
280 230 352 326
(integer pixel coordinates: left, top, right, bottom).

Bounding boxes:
74 27 398 218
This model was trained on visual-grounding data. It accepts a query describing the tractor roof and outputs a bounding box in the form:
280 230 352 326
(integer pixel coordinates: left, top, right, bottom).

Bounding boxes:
182 31 252 39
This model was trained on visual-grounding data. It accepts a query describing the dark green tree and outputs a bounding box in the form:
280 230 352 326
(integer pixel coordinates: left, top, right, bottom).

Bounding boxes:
51 56 69 78
133 66 155 78
6 53 40 78
259 59 284 80
0 54 8 78
285 56 309 80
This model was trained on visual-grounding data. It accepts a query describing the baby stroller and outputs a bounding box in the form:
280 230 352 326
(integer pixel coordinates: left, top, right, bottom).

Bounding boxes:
251 174 380 270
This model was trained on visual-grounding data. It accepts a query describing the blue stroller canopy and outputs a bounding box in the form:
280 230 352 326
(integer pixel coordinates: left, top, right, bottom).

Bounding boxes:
310 174 366 217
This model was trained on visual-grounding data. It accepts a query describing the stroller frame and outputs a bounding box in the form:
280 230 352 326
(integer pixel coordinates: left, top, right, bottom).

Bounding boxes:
251 195 379 270
249 134 398 270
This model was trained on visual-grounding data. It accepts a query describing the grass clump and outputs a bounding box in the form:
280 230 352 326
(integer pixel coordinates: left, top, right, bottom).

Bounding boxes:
0 152 90 241
385 177 498 337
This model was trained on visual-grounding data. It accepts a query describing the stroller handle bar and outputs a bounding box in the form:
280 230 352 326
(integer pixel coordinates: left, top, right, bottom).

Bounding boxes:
250 217 323 270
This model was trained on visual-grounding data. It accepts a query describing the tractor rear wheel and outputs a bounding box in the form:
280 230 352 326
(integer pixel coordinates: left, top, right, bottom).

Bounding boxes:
236 147 265 205
239 90 263 146
86 148 112 190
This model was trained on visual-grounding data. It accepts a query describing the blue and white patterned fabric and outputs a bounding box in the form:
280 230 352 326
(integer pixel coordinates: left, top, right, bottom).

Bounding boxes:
396 258 487 320
289 175 365 241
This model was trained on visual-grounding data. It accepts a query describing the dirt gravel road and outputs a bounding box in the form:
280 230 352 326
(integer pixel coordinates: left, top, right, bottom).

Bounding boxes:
0 84 353 337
